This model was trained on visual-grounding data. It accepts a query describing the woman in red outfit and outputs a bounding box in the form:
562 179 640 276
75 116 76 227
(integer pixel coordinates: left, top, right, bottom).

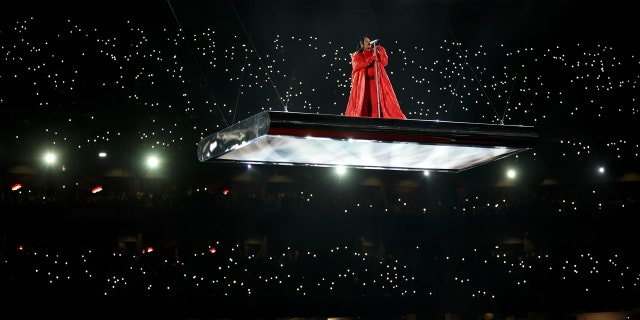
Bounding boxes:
344 37 406 119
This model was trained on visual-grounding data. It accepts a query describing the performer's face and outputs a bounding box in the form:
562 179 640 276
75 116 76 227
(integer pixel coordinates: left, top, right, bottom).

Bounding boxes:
363 37 372 50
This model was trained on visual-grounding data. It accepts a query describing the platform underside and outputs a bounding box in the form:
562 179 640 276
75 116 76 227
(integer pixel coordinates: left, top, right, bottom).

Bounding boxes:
197 111 538 172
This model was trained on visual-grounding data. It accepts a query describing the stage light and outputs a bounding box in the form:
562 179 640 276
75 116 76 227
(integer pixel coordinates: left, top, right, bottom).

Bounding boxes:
11 183 22 191
146 155 160 169
43 152 57 165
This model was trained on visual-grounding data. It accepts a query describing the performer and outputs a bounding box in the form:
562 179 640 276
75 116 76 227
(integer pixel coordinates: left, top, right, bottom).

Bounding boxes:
344 37 406 119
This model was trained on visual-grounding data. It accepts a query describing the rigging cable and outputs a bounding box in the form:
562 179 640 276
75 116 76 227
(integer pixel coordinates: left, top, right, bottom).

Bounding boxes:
228 0 286 111
500 68 521 125
165 0 229 128
447 31 501 123
445 42 470 120
462 47 501 123
232 53 249 125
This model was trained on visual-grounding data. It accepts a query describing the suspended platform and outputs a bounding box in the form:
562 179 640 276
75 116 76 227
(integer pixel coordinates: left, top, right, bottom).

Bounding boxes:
197 111 538 172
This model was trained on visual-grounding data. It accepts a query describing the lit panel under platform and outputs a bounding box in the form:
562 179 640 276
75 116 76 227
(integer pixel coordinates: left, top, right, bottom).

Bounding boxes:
197 111 538 172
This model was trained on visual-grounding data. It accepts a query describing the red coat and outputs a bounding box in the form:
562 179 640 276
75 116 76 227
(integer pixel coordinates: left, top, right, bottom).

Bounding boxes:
344 45 406 119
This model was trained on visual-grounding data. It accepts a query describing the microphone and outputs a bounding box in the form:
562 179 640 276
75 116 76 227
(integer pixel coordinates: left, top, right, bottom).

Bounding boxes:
370 39 380 45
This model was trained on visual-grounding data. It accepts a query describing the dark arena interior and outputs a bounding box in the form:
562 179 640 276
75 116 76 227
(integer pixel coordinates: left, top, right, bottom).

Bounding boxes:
1 1 639 319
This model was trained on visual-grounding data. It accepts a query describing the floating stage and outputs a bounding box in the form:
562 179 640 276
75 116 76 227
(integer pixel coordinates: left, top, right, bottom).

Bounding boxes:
197 111 538 172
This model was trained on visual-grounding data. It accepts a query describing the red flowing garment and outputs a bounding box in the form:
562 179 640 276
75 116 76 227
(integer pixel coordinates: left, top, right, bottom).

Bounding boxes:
344 46 406 119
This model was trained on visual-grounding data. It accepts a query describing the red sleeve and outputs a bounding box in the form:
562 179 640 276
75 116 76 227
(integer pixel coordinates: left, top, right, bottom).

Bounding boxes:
376 46 389 67
351 51 376 74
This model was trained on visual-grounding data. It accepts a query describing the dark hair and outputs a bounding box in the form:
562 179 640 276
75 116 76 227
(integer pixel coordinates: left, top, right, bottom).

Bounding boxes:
356 37 367 53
